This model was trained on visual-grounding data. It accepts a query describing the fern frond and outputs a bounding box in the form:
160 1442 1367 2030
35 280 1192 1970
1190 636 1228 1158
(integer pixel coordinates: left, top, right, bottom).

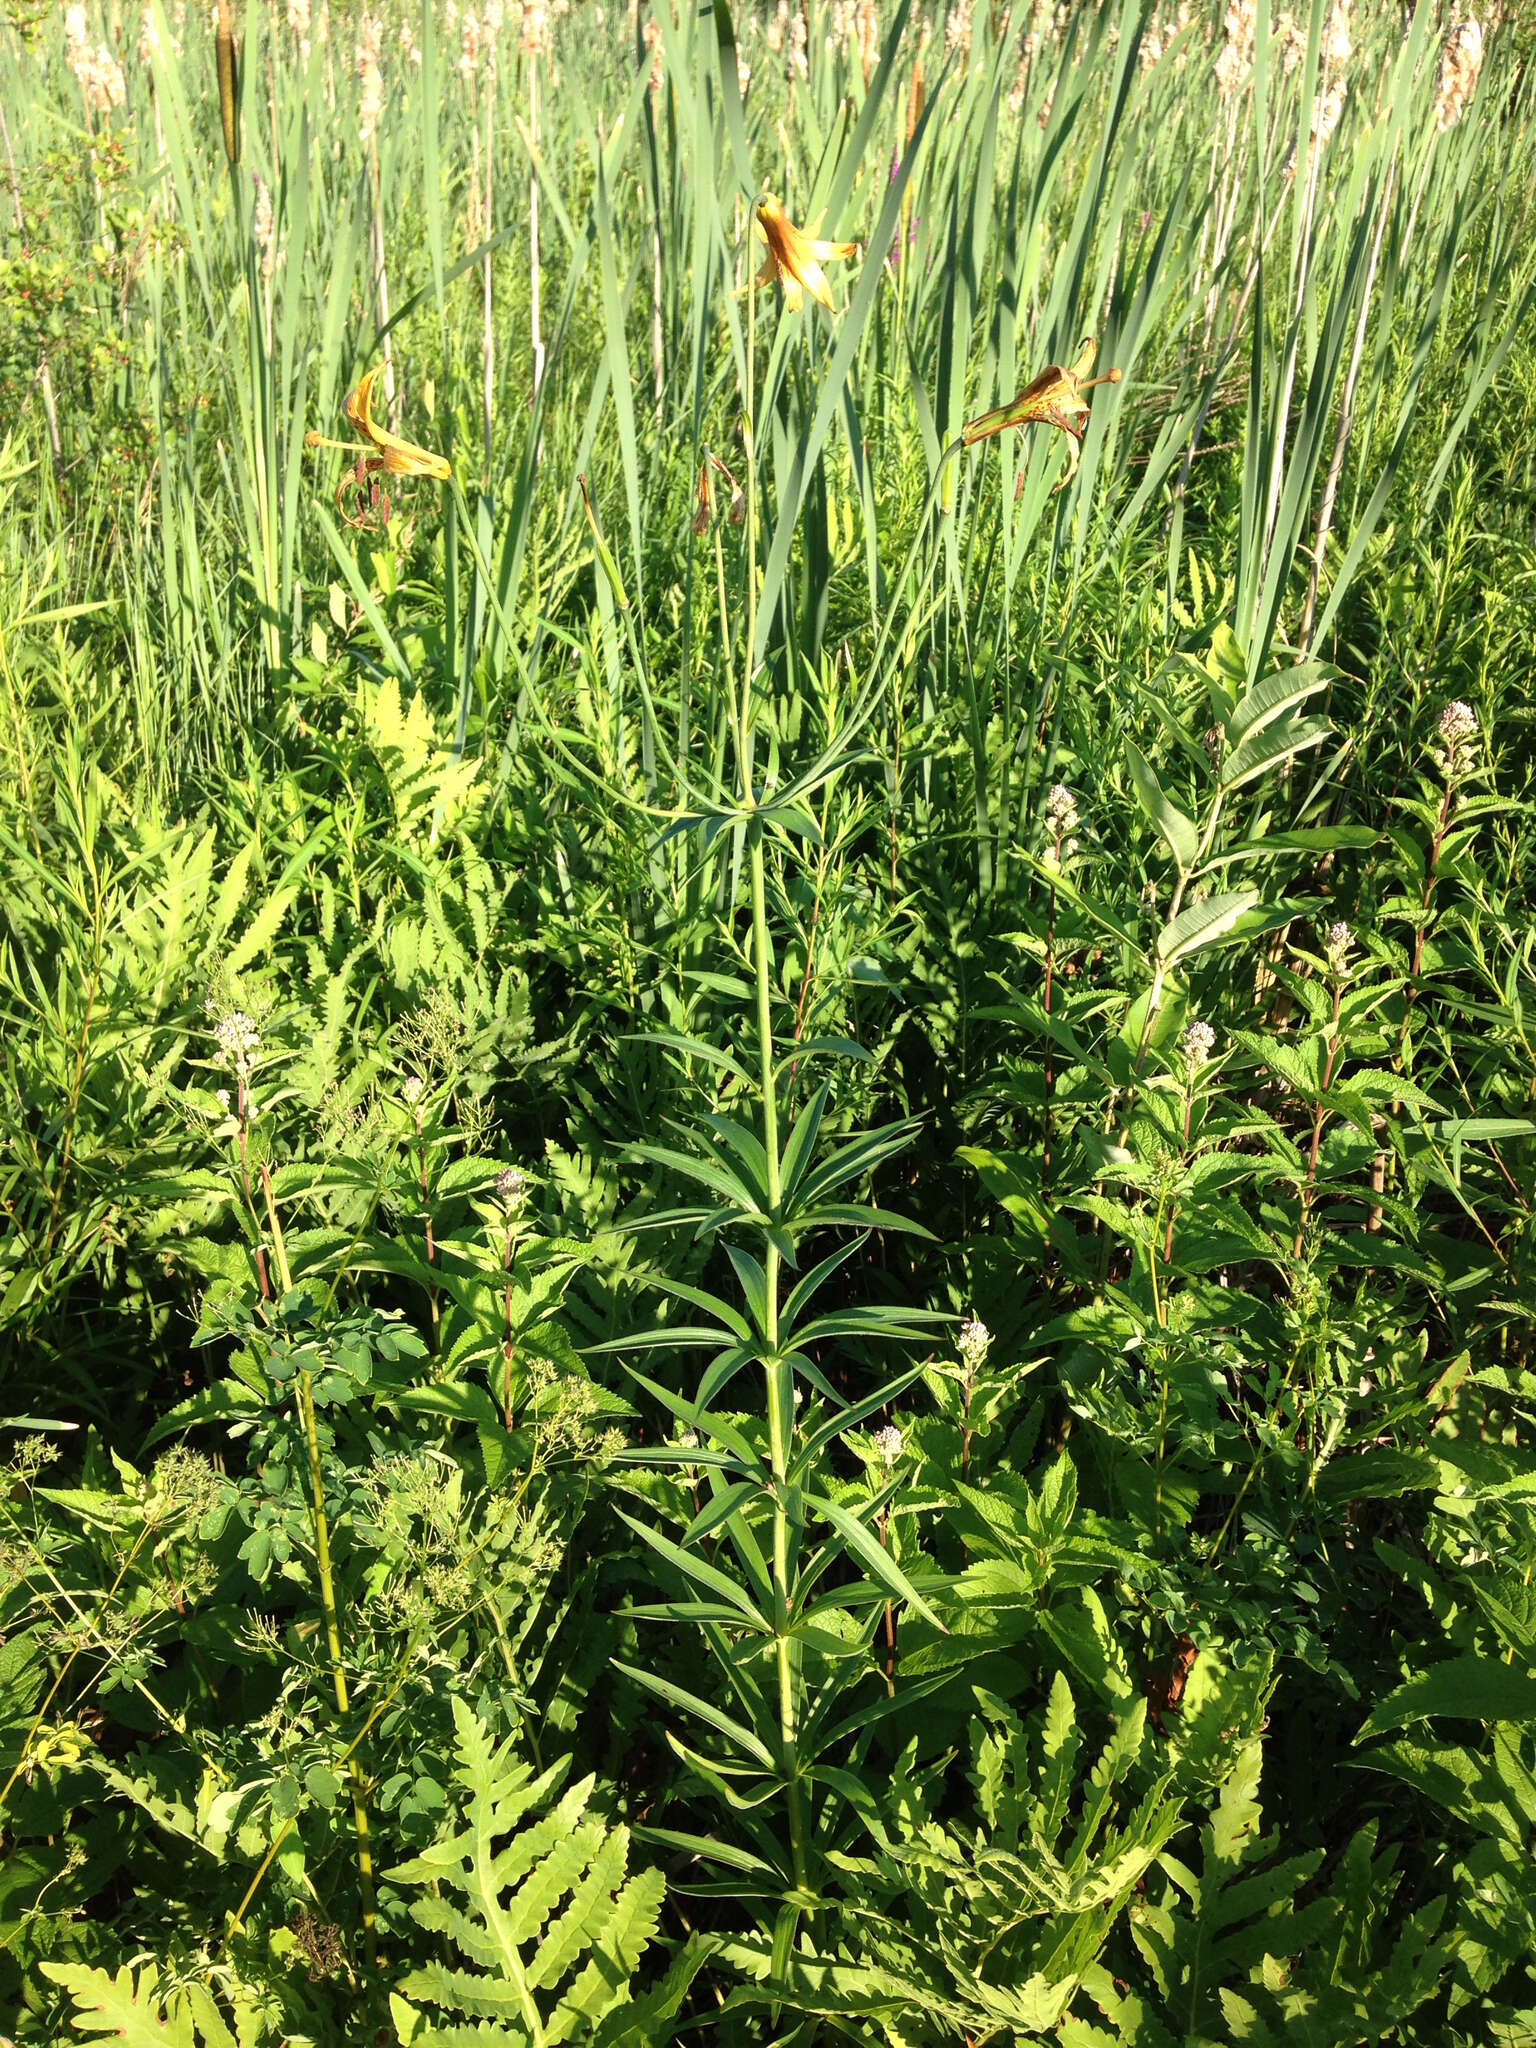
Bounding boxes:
389 1699 693 2047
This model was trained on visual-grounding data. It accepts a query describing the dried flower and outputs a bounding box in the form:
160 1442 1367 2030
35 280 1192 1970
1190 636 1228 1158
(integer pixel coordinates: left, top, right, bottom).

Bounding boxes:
66 3 127 113
643 13 663 99
253 177 275 284
1312 73 1347 145
1434 19 1483 131
787 2 807 80
962 337 1121 488
1180 1018 1217 1070
1273 10 1304 71
286 0 310 55
873 1423 904 1464
495 1166 528 1211
958 1316 992 1370
1215 0 1254 97
520 0 549 57
356 12 384 144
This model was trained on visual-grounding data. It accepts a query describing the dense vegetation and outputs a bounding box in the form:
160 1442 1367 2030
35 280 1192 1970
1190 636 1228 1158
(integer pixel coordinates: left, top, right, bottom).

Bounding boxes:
4 0 1536 2038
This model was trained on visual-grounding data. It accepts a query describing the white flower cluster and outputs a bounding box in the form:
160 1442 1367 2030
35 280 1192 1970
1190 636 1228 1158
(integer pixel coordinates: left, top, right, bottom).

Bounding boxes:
873 1423 904 1464
958 1316 992 1371
212 1010 261 1074
1180 1018 1217 1070
1325 919 1353 977
495 1166 528 1211
1043 782 1081 862
1434 698 1479 777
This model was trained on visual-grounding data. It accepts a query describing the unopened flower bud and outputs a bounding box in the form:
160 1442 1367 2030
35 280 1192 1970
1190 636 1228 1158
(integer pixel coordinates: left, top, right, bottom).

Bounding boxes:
495 1166 528 1210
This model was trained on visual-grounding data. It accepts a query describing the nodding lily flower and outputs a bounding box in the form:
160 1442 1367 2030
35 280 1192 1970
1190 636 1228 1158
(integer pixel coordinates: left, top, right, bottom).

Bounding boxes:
962 337 1122 487
305 367 450 525
754 196 858 313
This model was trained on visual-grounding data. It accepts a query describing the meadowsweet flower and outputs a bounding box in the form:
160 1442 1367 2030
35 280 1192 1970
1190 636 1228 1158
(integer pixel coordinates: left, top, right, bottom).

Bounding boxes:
958 1316 992 1370
1435 19 1483 130
1325 920 1353 976
1180 1018 1217 1070
873 1423 904 1463
1042 782 1081 862
495 1166 528 1211
755 197 858 313
1434 698 1478 776
961 337 1122 488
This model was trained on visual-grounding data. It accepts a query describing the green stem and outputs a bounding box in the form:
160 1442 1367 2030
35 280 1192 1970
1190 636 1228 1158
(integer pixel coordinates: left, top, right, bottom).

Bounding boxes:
263 1167 378 1962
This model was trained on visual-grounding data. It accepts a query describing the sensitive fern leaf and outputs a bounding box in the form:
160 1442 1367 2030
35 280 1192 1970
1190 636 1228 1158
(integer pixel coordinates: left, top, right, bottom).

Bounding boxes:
39 1962 262 2047
388 1698 690 2046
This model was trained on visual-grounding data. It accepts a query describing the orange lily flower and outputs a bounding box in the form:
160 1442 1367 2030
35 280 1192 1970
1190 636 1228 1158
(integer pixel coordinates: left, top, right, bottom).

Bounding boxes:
755 196 858 313
343 367 451 480
306 367 450 526
962 337 1122 486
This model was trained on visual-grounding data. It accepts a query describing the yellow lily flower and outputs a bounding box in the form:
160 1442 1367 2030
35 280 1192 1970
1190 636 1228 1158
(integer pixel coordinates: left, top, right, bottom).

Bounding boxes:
755 196 858 313
961 337 1122 487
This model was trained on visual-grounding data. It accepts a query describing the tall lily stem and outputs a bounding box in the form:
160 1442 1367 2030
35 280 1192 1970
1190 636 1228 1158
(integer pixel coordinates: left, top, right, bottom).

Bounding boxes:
742 245 808 1905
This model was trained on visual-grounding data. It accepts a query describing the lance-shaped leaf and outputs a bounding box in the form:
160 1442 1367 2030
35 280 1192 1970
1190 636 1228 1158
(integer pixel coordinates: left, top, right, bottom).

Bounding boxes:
1125 740 1199 873
1155 889 1260 968
615 1512 771 1629
612 1663 778 1771
806 1494 947 1629
1219 714 1332 792
1225 660 1333 750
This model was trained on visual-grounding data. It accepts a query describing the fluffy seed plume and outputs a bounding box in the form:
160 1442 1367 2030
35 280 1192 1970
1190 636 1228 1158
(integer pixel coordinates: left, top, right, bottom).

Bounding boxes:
1435 19 1484 130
